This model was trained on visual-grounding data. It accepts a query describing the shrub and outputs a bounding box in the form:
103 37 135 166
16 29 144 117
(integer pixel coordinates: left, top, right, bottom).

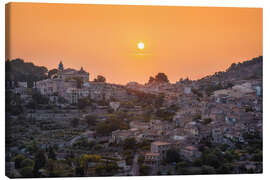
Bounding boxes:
176 161 189 169
202 118 212 125
201 165 216 174
191 89 203 97
166 149 181 163
217 163 234 174
139 165 151 175
20 166 34 177
14 154 25 169
21 158 34 168
123 138 136 150
187 167 202 174
193 114 201 121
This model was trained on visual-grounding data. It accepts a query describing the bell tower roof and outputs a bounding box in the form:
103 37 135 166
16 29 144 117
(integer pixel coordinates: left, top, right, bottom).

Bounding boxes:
58 61 64 71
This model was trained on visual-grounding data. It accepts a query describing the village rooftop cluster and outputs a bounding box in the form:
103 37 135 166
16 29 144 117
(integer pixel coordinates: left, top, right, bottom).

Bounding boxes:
6 57 262 177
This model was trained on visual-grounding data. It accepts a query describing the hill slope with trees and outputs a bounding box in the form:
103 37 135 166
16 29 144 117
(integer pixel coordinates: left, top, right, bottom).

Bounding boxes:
198 56 262 83
6 59 48 88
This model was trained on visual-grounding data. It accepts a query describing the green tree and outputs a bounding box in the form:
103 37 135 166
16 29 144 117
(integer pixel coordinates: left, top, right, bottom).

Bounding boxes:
175 162 190 175
223 151 234 162
187 167 202 175
33 150 46 177
138 155 145 165
95 163 106 175
96 117 128 136
6 58 48 88
176 168 189 175
20 166 34 178
202 118 212 125
217 163 234 174
48 147 56 160
77 97 92 109
139 165 151 175
166 149 181 163
176 161 189 169
191 89 203 97
75 166 84 176
79 154 101 174
123 137 136 150
14 154 25 169
201 165 216 174
94 75 106 82
48 69 58 79
202 152 221 168
155 73 169 83
26 141 39 155
21 158 34 168
45 159 55 175
148 76 155 84
193 114 202 121
192 158 203 167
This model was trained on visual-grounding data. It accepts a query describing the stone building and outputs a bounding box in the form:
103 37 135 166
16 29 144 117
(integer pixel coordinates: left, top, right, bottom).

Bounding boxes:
111 129 139 144
35 61 90 103
150 141 171 160
64 87 89 104
57 61 89 82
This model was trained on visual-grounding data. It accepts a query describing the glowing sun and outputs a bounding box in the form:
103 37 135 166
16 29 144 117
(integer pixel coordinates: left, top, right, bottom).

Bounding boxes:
137 42 144 50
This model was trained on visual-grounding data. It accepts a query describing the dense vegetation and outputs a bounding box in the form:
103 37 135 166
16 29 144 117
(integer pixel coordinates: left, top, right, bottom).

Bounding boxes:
6 59 48 88
147 72 170 84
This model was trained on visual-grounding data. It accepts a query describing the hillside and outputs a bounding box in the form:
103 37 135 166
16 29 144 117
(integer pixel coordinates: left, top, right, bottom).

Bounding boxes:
198 56 262 83
5 56 262 89
6 58 48 88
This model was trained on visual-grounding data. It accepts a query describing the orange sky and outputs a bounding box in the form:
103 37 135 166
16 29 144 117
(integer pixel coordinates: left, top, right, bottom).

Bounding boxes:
6 3 262 85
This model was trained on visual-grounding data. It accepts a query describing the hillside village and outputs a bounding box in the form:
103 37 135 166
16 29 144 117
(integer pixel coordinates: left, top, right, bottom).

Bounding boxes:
5 56 262 177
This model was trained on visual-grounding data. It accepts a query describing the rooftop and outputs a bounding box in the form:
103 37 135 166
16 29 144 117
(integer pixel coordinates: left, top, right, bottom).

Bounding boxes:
145 152 160 156
152 141 171 146
184 146 198 151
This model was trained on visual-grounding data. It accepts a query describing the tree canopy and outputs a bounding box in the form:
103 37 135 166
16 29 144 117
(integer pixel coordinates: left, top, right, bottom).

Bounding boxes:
155 72 169 83
48 69 58 79
6 59 48 88
94 75 106 83
147 72 170 84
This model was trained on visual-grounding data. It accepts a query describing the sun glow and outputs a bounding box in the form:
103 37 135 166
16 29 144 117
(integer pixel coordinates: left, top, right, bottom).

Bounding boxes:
137 42 144 50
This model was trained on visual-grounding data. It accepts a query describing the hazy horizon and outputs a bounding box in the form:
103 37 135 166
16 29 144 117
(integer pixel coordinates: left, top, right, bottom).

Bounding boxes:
6 3 262 84
6 55 262 85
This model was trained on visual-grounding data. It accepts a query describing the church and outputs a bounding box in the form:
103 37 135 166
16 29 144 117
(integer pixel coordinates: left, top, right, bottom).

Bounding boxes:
35 61 90 103
57 61 89 82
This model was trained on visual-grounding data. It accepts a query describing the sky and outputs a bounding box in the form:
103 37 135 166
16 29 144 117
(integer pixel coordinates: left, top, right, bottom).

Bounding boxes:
6 3 262 85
